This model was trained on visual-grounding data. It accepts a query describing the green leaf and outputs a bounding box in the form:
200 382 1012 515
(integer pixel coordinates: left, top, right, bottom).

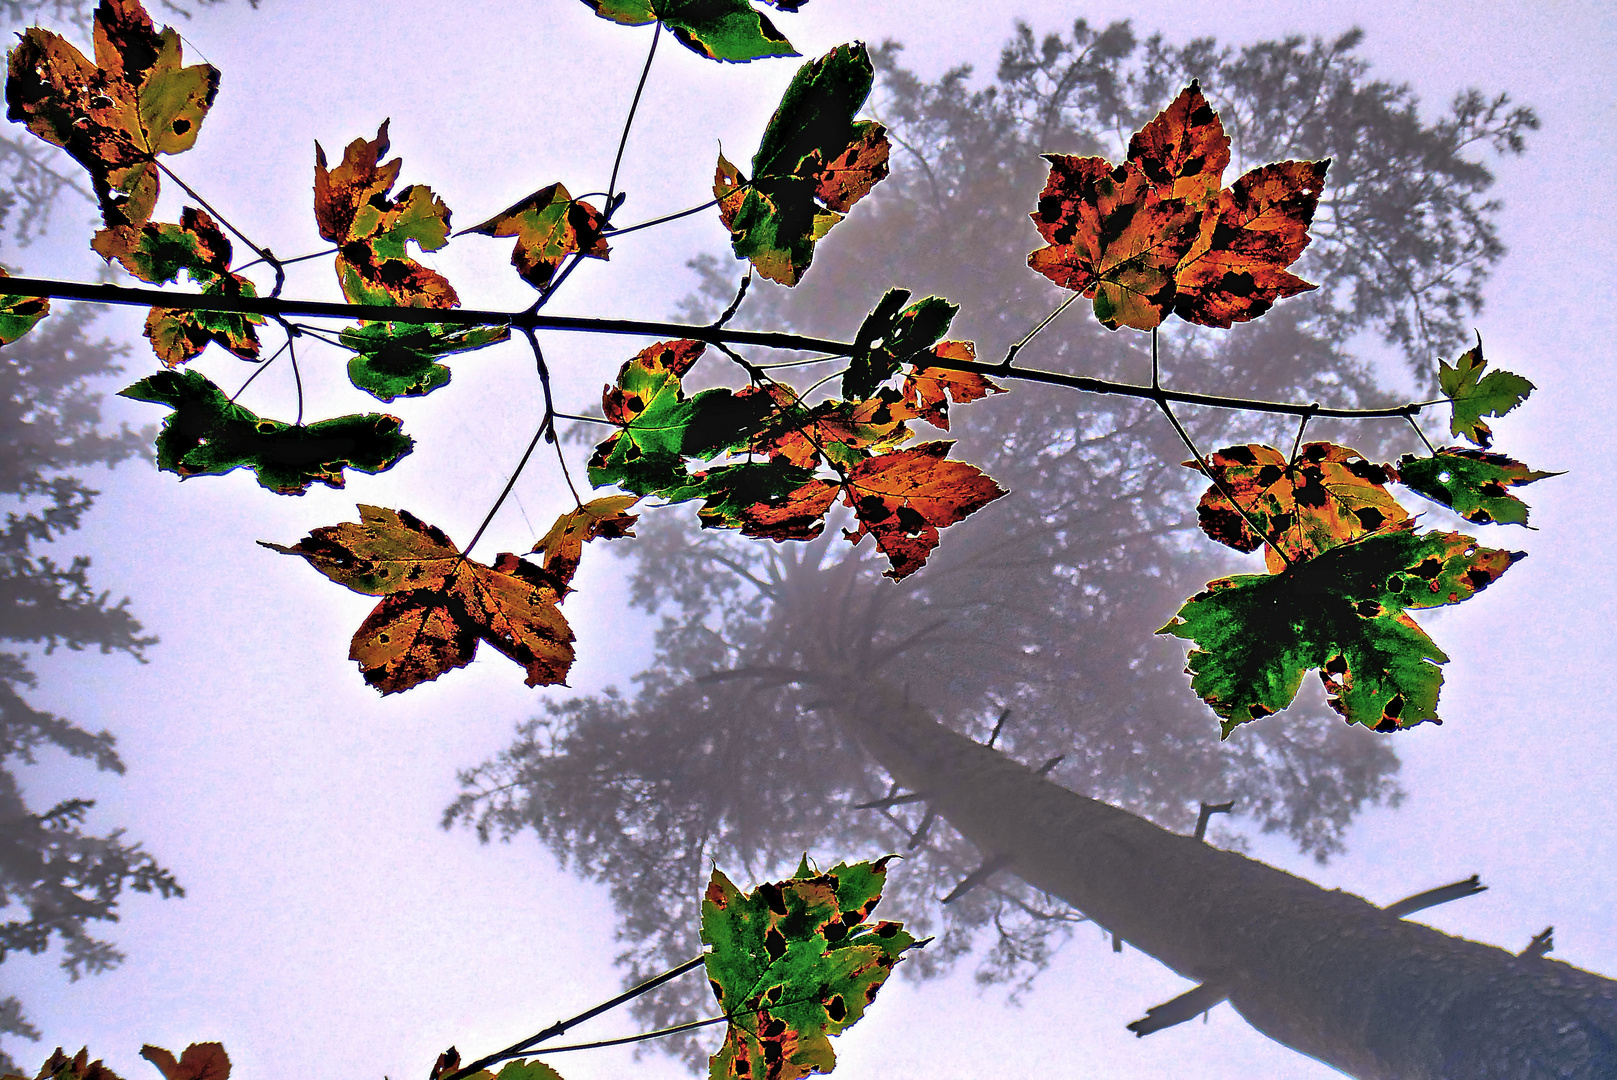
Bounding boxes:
702 856 918 1080
0 270 48 345
1438 332 1533 448
667 460 819 528
340 322 511 402
119 368 413 494
1158 528 1523 734
467 182 610 290
580 0 797 63
841 289 957 400
715 43 889 285
144 271 263 365
91 206 231 285
1394 448 1560 526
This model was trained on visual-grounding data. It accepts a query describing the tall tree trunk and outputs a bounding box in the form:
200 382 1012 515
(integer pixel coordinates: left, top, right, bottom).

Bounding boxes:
832 683 1617 1080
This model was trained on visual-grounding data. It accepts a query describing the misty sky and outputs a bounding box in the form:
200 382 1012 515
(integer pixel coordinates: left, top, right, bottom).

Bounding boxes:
7 2 1616 1078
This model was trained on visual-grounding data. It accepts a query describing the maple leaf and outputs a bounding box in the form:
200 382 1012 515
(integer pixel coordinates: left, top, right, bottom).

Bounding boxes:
0 269 49 344
702 856 917 1080
1187 441 1407 569
840 288 956 400
715 42 889 286
1439 332 1534 448
670 460 821 531
580 0 798 63
25 1048 124 1080
1393 448 1559 526
1028 82 1327 331
747 385 914 469
1026 156 1200 331
314 121 457 309
119 368 412 494
841 441 1007 580
530 494 640 588
93 206 263 363
140 1044 229 1080
735 477 840 541
467 182 610 291
1158 527 1522 734
340 321 511 402
587 339 772 496
263 504 628 694
900 342 1004 430
5 0 218 226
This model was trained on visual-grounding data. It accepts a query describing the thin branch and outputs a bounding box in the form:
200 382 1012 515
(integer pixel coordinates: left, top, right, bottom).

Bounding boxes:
1157 395 1292 567
437 954 707 1080
1002 291 1081 369
607 21 661 201
155 161 283 295
603 198 719 239
503 1015 730 1059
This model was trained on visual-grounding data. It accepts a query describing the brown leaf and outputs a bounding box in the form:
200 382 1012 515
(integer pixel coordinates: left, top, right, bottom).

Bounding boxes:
738 477 840 541
840 441 1007 579
530 495 640 588
900 341 1004 430
468 181 610 290
139 1045 229 1080
1126 80 1230 204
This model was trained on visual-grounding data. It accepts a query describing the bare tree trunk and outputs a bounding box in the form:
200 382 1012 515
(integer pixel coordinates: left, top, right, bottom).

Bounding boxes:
833 683 1617 1080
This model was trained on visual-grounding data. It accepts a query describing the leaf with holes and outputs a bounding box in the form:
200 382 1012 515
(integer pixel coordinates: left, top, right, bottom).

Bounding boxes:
587 339 773 496
0 270 49 344
703 856 918 1080
900 342 1004 430
6 0 218 226
1026 155 1200 331
119 369 412 494
735 477 840 541
840 289 956 401
530 494 639 588
1187 442 1407 569
468 182 609 291
580 0 798 63
140 1043 229 1080
340 322 510 402
260 505 609 694
1439 333 1534 448
748 387 915 470
669 460 822 532
1394 449 1559 526
715 42 889 285
841 441 1006 580
1158 527 1522 734
314 121 457 309
455 1062 564 1080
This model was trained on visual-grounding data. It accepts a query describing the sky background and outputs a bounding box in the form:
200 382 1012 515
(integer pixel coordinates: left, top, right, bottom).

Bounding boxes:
6 1 1616 1078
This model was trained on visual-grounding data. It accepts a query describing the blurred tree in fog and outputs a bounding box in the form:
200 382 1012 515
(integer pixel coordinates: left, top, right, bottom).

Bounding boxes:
446 19 1536 1065
0 0 251 1066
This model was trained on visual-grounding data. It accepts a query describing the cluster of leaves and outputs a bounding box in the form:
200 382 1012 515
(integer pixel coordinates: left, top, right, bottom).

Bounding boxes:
1160 334 1550 733
0 0 1554 730
13 857 916 1080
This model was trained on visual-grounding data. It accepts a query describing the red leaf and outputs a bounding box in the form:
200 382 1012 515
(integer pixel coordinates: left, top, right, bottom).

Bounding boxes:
840 442 1006 579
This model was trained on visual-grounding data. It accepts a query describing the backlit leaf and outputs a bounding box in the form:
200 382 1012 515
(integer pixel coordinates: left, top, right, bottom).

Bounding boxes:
119 368 412 494
262 505 614 694
314 120 457 309
900 342 1004 430
530 494 639 588
1439 332 1533 448
715 43 889 285
1125 80 1229 203
143 271 263 365
735 477 840 541
1394 448 1559 526
467 182 609 291
748 386 914 469
5 0 219 226
340 321 511 402
702 857 917 1080
841 441 1006 580
1158 527 1522 734
0 270 49 344
1187 441 1407 568
457 1063 564 1080
1170 159 1328 328
1026 156 1199 331
841 289 955 401
675 460 820 530
580 0 797 63
140 1043 229 1080
27 1047 123 1080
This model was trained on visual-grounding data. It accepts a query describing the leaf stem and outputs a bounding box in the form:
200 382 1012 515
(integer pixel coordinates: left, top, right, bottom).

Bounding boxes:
607 20 661 202
1155 394 1292 567
154 161 284 296
1405 412 1438 455
602 198 720 239
1000 291 1080 369
483 1014 731 1062
436 955 707 1080
1288 403 1318 464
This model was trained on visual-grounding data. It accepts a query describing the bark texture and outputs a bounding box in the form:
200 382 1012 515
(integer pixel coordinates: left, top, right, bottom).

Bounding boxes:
835 684 1617 1080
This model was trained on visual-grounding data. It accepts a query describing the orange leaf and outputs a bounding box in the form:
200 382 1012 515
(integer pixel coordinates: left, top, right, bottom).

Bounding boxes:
840 442 1006 579
738 477 841 541
1125 80 1230 204
530 495 640 588
901 342 1004 430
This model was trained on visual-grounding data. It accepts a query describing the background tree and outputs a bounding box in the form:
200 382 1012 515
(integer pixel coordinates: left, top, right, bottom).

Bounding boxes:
446 19 1537 1066
0 0 250 1066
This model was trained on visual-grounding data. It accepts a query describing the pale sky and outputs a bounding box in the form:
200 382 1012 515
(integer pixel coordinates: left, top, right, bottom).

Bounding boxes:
8 2 1616 1079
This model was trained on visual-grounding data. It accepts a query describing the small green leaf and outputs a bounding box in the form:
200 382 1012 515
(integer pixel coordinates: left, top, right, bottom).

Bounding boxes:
842 289 957 400
665 460 819 528
1158 527 1522 734
119 368 413 494
0 271 48 344
580 0 798 63
702 856 917 1080
1438 333 1534 448
1394 448 1560 526
340 322 510 402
